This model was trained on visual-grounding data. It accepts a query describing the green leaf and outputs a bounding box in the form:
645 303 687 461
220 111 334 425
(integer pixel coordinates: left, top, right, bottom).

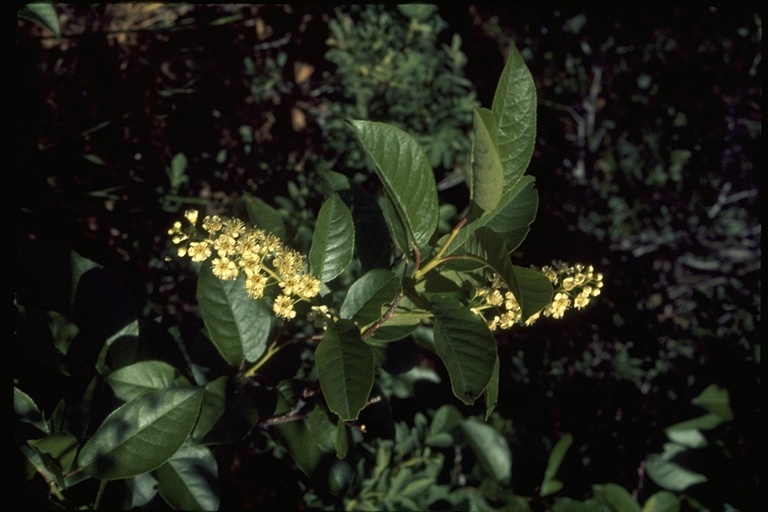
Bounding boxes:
28 432 78 476
483 356 500 420
154 444 219 511
462 418 511 481
18 3 60 38
197 263 272 366
446 176 538 255
320 171 393 271
275 382 324 476
315 320 375 420
380 194 411 256
664 413 724 439
77 387 204 480
430 295 497 404
192 376 227 442
348 120 439 249
592 483 642 512
642 491 680 512
691 384 733 421
340 269 400 328
540 433 574 497
491 43 537 188
243 194 286 238
468 107 504 219
512 264 555 321
14 387 49 438
645 443 708 492
106 361 189 402
335 417 349 459
310 193 355 282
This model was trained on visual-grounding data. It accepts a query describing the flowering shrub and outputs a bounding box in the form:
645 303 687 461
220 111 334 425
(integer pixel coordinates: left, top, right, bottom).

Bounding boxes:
15 43 608 510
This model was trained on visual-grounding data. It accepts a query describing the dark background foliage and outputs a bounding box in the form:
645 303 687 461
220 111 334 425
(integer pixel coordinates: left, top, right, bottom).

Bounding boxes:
16 5 760 510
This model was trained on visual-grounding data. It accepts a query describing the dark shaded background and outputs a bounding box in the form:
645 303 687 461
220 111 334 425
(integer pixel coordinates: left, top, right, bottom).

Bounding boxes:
16 5 760 510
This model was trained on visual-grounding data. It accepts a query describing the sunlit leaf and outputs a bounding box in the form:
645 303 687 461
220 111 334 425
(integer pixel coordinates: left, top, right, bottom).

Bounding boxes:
77 387 204 480
106 361 189 402
645 443 708 492
197 263 271 366
468 107 504 219
691 383 733 421
18 3 60 38
491 43 537 188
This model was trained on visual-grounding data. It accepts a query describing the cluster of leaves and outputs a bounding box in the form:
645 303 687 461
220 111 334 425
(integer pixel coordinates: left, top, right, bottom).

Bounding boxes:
14 43 556 510
16 5 758 511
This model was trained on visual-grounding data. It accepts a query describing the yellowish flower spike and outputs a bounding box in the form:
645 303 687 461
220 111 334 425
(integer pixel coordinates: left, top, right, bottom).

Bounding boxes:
472 260 604 331
170 211 322 323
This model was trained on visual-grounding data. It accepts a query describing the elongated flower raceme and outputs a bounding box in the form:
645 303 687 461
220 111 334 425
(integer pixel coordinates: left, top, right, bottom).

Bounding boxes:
169 209 321 320
471 261 604 331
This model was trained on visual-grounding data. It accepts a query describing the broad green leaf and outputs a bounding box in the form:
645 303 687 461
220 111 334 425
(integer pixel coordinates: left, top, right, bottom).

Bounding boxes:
192 376 227 442
540 433 574 497
484 356 500 420
462 418 511 481
431 295 497 404
306 405 337 453
335 417 349 459
468 107 504 219
77 387 204 480
645 443 708 492
310 193 355 282
106 361 189 402
446 175 538 255
129 472 159 508
154 444 220 511
18 3 60 38
28 432 78 476
642 491 680 512
512 264 555 321
664 428 707 449
243 194 286 238
197 263 271 366
592 483 642 512
380 194 411 256
491 43 537 188
349 120 439 249
315 320 375 420
320 170 393 271
340 269 400 327
691 383 733 421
